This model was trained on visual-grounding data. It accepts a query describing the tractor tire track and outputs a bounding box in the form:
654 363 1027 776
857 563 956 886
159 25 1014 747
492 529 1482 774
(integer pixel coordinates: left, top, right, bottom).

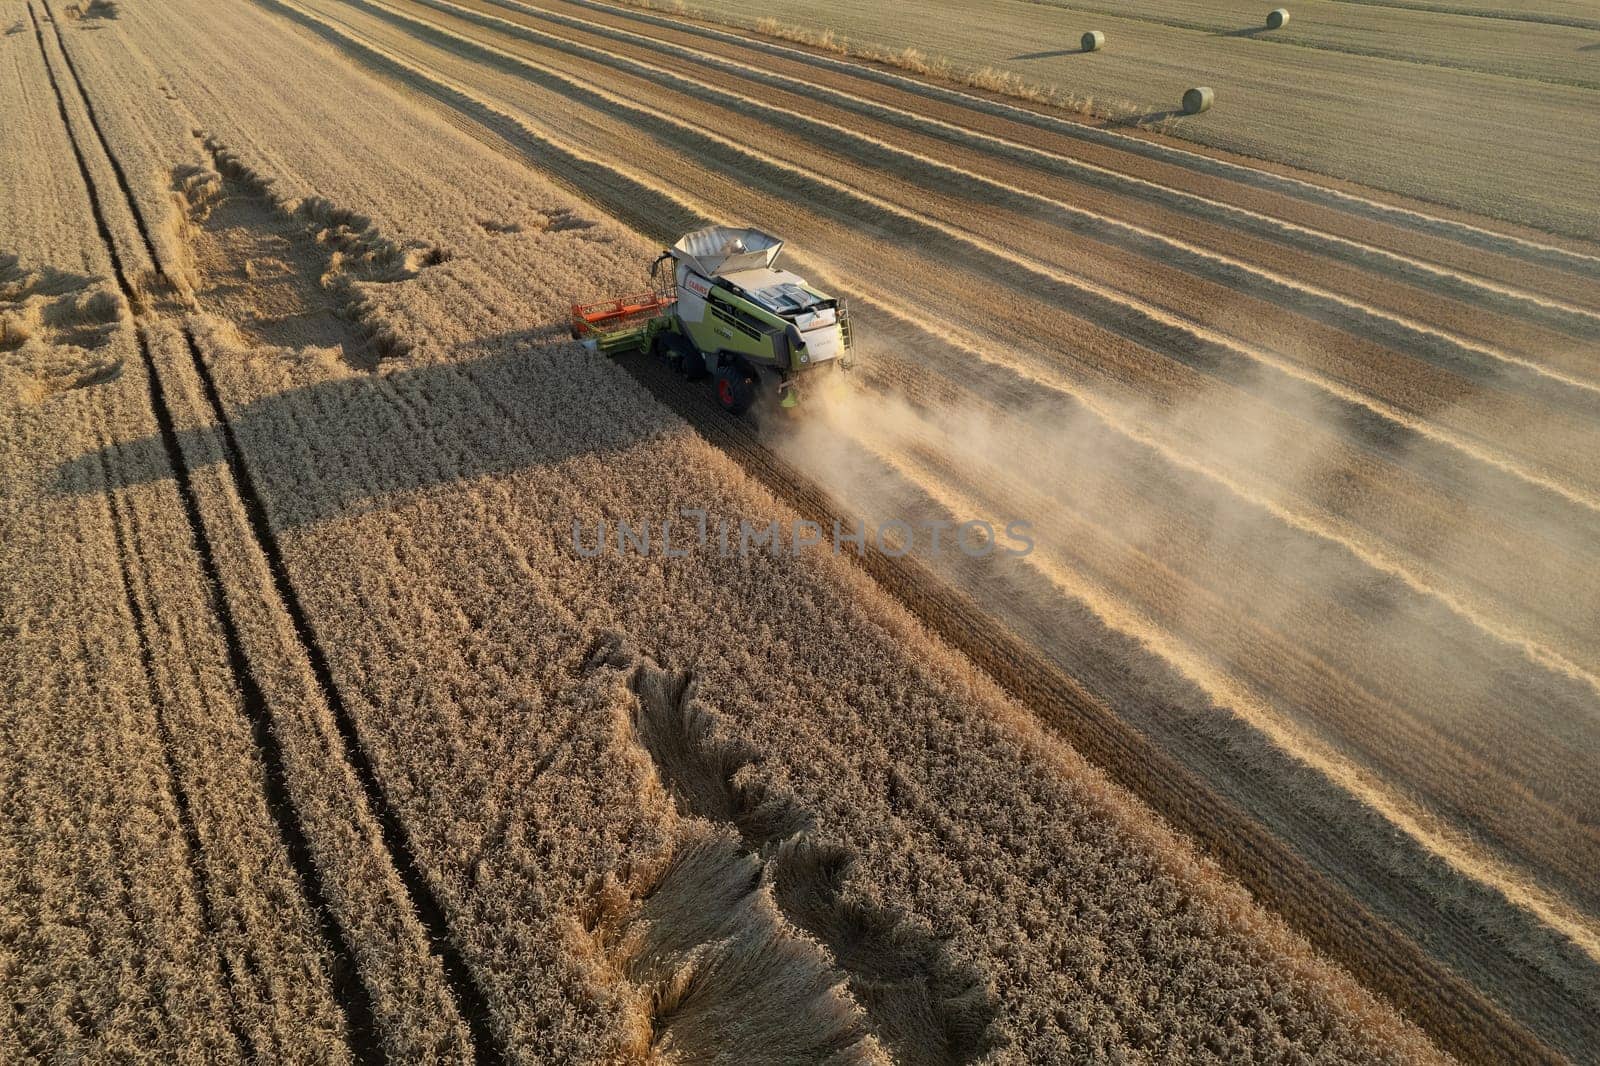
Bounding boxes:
33 4 504 1061
89 422 257 1064
26 3 383 1058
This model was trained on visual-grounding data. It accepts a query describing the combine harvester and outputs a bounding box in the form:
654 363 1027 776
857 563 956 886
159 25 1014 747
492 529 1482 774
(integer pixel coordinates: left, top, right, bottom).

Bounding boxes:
572 226 853 415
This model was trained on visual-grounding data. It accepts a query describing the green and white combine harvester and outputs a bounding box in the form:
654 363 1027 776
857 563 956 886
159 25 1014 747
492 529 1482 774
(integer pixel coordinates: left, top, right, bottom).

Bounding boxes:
571 226 854 415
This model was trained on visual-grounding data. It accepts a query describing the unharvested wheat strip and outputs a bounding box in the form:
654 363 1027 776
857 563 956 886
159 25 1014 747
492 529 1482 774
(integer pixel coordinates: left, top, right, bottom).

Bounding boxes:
93 381 371 1061
322 0 1600 512
158 324 478 1063
406 0 1600 396
568 0 1600 267
26 1 156 295
476 0 1600 336
0 393 240 1060
0 24 356 1054
866 436 1600 970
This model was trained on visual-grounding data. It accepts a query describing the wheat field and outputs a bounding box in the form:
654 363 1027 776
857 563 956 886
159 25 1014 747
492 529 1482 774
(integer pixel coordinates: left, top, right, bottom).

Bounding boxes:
3 0 1598 1061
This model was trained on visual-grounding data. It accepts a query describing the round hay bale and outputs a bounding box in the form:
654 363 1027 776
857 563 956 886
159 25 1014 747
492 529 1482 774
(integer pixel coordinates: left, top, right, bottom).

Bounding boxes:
1266 7 1290 28
1081 30 1105 52
1182 86 1214 114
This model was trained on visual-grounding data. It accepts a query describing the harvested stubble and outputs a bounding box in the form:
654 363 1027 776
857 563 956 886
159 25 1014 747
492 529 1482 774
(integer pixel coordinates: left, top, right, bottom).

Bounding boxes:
628 0 1600 238
2 0 1452 1060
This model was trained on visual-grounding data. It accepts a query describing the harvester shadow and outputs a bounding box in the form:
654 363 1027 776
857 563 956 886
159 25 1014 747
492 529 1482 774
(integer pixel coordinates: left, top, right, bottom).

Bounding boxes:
54 331 685 528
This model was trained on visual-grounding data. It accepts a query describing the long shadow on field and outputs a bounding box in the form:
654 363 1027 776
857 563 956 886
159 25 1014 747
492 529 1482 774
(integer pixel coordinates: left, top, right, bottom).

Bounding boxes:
54 332 685 528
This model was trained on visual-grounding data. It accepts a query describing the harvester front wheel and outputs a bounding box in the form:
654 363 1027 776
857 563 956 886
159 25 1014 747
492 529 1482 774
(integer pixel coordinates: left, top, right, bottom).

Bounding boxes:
656 331 705 380
714 363 758 416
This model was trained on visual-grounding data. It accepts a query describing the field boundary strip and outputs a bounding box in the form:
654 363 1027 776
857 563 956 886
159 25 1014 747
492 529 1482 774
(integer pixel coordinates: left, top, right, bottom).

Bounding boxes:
23 3 385 1058
31 3 506 1061
552 0 1600 271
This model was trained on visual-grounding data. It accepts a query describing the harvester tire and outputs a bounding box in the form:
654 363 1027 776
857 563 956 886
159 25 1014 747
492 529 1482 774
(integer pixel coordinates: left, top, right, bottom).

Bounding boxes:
658 331 706 380
714 363 758 416
682 347 708 381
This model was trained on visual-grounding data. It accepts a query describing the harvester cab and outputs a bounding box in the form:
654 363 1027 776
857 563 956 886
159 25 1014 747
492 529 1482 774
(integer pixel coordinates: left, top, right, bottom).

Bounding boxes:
570 225 853 416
